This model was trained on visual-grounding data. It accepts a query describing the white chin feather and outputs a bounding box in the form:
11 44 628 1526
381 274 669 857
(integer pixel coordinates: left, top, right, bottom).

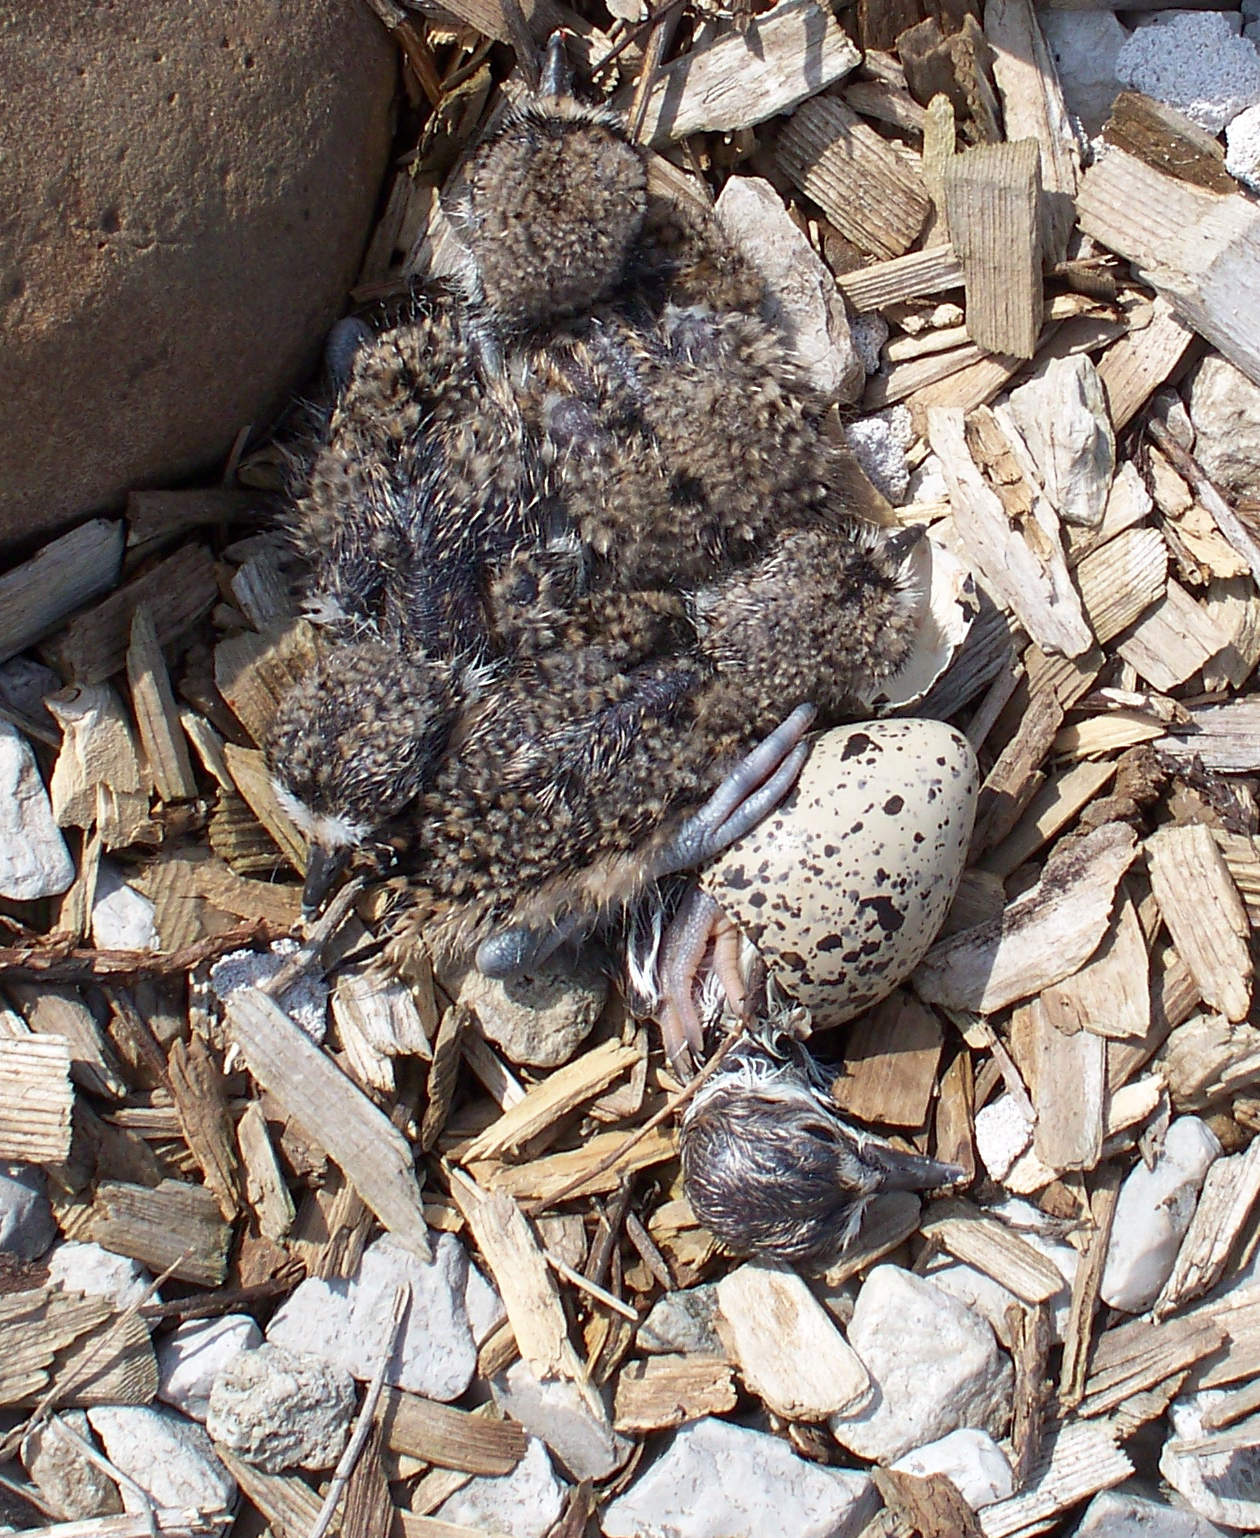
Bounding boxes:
270 780 368 850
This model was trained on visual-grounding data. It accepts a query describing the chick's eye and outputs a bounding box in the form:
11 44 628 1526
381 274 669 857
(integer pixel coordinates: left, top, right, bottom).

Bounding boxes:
509 573 539 604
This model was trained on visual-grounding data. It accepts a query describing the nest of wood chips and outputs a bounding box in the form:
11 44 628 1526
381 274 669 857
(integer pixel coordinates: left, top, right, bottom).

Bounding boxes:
3 0 1260 1533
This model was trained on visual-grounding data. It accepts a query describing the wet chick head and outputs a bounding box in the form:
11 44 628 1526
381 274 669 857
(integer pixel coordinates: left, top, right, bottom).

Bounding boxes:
458 99 648 328
681 1039 961 1266
264 642 460 905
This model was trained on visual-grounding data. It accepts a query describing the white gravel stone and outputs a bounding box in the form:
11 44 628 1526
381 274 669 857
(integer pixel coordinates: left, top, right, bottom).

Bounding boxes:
637 1284 726 1357
209 939 329 1043
1227 102 1260 191
830 1266 1013 1464
974 1096 1055 1192
1188 353 1260 502
1074 1488 1230 1535
1115 12 1260 133
892 1428 1014 1510
90 862 157 951
1161 1389 1260 1530
0 719 74 900
846 406 914 504
908 453 949 504
491 1359 630 1481
849 313 889 375
267 1231 475 1400
21 1411 122 1520
435 1436 567 1538
925 1202 1077 1344
456 958 607 1069
47 1241 153 1310
86 1405 235 1516
715 175 864 404
1039 10 1127 137
1101 1116 1221 1313
0 1162 55 1259
602 1416 877 1538
207 1342 355 1472
463 1260 507 1346
158 1314 263 1420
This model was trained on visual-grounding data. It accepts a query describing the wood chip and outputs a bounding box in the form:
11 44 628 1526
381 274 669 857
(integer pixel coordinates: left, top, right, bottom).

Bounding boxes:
235 1098 295 1241
942 139 1042 358
379 1387 527 1474
1078 1311 1227 1418
1156 1137 1260 1318
829 989 943 1127
1146 823 1252 1023
915 822 1139 1014
1040 892 1150 1042
1103 89 1234 197
1077 146 1260 388
468 1125 676 1203
45 683 151 849
67 1178 231 1287
834 243 964 312
613 1354 737 1433
778 95 931 260
43 543 218 686
449 1168 609 1426
1116 578 1230 693
461 1038 641 1162
0 1035 73 1161
714 1261 871 1419
928 406 1094 658
1016 996 1106 1173
977 1420 1131 1538
0 520 125 665
214 620 320 748
226 986 431 1260
222 743 307 875
168 1033 241 1220
1095 296 1196 433
632 0 860 146
126 607 198 802
919 1198 1066 1304
1074 527 1168 645
1158 700 1260 773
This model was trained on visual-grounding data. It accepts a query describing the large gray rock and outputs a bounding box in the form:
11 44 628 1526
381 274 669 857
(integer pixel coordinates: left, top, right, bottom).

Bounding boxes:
0 0 395 549
1188 354 1260 503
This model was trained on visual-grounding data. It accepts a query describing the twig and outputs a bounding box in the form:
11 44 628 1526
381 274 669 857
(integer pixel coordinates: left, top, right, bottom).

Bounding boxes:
545 1249 639 1322
307 1283 410 1538
624 1207 674 1291
49 1418 164 1538
525 1026 744 1215
140 1268 304 1322
584 1177 635 1291
0 923 280 983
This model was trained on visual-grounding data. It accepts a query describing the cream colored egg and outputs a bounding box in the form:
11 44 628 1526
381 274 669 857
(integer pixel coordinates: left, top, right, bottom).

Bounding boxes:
699 718 978 1029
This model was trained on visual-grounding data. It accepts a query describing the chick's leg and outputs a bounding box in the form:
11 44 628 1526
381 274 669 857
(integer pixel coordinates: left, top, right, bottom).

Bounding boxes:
647 702 817 879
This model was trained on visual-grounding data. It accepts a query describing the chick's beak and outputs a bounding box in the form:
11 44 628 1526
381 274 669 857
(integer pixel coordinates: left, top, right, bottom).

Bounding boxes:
861 1139 965 1194
302 844 348 919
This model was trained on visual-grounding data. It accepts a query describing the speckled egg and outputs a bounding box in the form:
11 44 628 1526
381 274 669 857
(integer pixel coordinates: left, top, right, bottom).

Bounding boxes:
698 718 978 1029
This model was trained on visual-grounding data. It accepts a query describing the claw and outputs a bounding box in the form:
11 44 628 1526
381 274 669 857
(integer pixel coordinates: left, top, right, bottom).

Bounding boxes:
649 702 816 880
656 887 722 1076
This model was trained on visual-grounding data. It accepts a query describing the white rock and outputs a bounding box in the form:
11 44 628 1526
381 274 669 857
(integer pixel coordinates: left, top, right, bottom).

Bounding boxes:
1133 9 1242 35
849 313 889 376
602 1417 877 1538
22 1411 122 1520
267 1232 475 1400
715 1261 871 1420
90 862 157 951
47 1242 153 1311
0 1162 55 1259
714 175 864 404
0 719 74 900
1188 353 1260 502
830 1267 1013 1464
158 1314 263 1420
1039 10 1127 137
207 1343 355 1472
463 1260 507 1346
1101 1116 1221 1313
1161 1388 1260 1531
892 1428 1013 1510
86 1405 235 1516
846 407 914 505
637 1284 726 1357
491 1359 630 1481
1006 355 1115 528
1227 102 1260 192
928 1203 1077 1345
1074 1488 1230 1535
435 1436 567 1538
974 1095 1059 1194
209 939 329 1043
908 453 949 504
1115 13 1260 133
456 959 607 1069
